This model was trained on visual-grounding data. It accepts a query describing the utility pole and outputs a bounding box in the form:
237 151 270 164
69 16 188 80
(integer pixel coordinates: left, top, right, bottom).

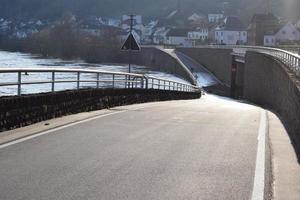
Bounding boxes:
128 14 134 74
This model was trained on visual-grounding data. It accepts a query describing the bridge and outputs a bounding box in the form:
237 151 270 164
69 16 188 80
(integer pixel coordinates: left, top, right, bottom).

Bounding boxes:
0 45 299 200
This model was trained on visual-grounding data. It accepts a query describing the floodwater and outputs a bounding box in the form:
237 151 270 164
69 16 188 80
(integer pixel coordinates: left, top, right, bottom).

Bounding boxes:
0 51 190 96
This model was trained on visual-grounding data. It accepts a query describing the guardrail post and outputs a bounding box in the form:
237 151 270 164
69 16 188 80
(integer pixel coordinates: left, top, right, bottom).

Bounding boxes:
77 72 80 90
152 79 154 89
17 71 21 96
96 73 100 88
51 72 55 92
112 74 115 88
128 75 131 88
164 80 166 90
158 80 160 90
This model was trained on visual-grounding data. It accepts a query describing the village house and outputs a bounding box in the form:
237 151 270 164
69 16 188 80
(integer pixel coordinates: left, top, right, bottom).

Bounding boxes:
187 25 209 46
275 22 300 44
263 22 300 46
0 18 48 39
166 28 192 47
264 34 276 46
214 16 247 45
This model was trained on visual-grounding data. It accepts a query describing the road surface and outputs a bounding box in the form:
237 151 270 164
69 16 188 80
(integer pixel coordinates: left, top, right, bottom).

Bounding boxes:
0 95 267 200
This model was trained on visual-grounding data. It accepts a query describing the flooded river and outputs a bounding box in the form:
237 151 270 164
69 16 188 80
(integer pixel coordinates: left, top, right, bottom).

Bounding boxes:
0 51 190 96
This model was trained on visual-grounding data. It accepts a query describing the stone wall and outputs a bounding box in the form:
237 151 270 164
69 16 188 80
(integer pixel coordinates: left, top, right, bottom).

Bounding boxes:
244 51 300 153
119 47 197 85
176 47 233 86
0 88 201 132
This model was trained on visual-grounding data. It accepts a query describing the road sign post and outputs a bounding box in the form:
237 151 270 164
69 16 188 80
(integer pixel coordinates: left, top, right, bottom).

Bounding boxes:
120 14 141 87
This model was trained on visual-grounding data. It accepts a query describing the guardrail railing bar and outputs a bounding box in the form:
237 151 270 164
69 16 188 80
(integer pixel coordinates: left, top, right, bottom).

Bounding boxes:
0 68 201 96
202 45 300 77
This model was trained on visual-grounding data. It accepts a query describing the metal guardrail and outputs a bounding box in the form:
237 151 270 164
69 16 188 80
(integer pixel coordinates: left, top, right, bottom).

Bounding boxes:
0 68 201 96
195 45 300 77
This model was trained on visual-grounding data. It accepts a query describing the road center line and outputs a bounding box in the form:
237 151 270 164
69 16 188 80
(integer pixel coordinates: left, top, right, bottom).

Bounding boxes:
0 105 149 149
251 110 268 200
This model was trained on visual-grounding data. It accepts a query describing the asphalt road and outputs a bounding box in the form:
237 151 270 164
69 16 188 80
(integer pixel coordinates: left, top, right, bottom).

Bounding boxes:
0 95 263 200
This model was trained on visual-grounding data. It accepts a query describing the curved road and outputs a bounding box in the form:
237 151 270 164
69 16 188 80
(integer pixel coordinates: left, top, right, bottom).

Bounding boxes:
0 95 269 200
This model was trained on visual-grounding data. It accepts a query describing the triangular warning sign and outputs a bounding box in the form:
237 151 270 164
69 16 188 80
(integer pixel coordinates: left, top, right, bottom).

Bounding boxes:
121 33 141 51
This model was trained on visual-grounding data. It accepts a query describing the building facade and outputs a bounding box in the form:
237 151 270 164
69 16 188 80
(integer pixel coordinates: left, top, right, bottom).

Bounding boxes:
214 16 247 45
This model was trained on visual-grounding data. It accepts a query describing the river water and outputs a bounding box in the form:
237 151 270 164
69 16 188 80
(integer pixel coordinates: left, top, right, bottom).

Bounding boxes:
0 51 190 96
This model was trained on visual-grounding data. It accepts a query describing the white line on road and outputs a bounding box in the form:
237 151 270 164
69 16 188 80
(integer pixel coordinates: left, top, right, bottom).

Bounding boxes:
0 106 148 150
251 110 268 200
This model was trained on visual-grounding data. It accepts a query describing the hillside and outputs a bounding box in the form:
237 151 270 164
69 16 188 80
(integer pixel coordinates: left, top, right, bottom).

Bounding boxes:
0 0 299 22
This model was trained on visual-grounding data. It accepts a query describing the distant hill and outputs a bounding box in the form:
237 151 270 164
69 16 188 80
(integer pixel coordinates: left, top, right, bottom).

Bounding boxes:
0 0 299 22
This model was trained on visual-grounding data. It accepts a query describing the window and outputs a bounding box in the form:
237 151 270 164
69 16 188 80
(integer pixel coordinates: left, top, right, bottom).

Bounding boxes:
265 38 269 44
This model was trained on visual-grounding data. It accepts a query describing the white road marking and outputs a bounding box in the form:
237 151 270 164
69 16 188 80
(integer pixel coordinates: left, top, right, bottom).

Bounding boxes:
0 106 149 149
251 110 268 200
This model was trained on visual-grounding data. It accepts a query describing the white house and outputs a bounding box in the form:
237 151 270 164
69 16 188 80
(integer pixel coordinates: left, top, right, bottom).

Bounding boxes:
264 35 276 46
166 28 192 47
214 16 247 45
208 14 224 23
275 22 300 44
187 26 209 46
